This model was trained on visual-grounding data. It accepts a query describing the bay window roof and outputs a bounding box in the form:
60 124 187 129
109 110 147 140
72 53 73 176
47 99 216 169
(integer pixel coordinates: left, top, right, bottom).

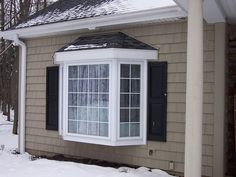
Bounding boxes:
57 32 156 52
54 32 157 64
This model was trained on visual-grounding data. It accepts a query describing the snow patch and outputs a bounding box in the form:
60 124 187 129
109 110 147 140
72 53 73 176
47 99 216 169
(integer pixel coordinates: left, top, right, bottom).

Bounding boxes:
64 43 108 51
0 112 177 177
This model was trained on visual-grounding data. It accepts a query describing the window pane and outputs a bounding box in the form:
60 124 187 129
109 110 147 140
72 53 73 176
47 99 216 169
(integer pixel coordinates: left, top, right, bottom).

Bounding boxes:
99 94 109 107
88 108 98 121
68 120 77 133
89 79 98 92
89 65 99 78
119 64 141 138
120 109 129 122
68 107 77 120
131 94 140 107
131 65 140 78
78 65 88 78
78 80 88 92
68 80 78 92
130 123 140 137
99 123 108 137
120 79 129 93
121 64 130 78
99 79 109 92
68 93 78 106
78 121 87 135
78 107 87 120
99 108 108 122
88 122 98 136
78 93 88 106
100 64 109 78
68 64 110 137
131 79 140 93
120 123 129 137
69 66 78 78
120 94 129 107
130 109 140 122
88 94 98 107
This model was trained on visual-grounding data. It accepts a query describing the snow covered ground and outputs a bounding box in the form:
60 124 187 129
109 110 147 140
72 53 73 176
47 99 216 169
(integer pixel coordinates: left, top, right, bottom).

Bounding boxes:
0 112 176 177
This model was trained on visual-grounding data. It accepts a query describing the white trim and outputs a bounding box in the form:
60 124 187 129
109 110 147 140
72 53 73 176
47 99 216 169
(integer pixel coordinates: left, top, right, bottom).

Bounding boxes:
173 0 187 13
58 65 63 135
174 0 225 23
203 0 225 24
116 61 145 142
64 61 112 141
63 134 145 146
54 48 157 64
143 60 148 144
111 59 118 144
184 0 203 176
0 6 185 40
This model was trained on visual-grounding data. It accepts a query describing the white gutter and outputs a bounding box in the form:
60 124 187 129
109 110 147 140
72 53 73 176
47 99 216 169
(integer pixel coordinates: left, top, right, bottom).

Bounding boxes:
13 34 26 154
0 6 186 39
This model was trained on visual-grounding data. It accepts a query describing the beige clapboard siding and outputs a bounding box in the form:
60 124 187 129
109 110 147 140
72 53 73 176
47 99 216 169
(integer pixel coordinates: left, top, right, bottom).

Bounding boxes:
25 21 215 177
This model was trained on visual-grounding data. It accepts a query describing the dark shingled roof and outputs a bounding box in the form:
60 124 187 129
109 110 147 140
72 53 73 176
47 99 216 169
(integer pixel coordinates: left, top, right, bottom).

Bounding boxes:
12 0 113 29
10 0 176 29
57 32 156 52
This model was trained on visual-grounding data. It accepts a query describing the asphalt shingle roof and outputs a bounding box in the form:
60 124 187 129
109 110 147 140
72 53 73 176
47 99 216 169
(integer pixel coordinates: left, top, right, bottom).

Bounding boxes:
11 0 176 29
57 32 156 52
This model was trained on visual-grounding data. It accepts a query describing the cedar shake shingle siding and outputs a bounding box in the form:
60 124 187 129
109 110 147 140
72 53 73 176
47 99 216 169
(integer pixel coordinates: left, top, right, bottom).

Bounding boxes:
25 21 215 177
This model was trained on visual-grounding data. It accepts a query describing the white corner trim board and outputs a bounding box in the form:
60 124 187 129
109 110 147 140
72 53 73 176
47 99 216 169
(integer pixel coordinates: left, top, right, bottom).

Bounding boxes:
184 0 203 177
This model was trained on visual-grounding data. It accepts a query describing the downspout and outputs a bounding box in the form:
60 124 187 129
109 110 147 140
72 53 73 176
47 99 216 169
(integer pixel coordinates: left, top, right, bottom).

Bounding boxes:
13 34 26 154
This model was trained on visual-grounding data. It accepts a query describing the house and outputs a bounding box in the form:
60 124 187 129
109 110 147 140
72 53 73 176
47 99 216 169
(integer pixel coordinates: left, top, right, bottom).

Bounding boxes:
0 0 235 176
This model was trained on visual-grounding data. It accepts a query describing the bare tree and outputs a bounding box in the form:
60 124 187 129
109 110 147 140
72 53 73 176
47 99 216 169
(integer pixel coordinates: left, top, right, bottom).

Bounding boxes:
0 0 54 133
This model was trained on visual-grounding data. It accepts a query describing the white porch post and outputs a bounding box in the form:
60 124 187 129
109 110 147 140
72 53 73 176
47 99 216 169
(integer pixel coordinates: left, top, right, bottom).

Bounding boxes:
184 0 203 177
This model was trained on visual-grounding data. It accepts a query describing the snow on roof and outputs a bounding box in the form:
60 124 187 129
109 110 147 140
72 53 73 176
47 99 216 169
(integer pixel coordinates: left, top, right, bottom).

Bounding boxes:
12 0 176 29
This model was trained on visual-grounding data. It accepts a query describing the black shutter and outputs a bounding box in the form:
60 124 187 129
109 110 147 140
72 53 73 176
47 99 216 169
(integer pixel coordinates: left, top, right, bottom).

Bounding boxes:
46 66 59 131
147 62 167 141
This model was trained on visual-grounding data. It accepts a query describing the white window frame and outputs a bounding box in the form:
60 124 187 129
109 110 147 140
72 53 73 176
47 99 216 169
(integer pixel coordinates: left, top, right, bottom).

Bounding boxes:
66 62 112 137
116 61 146 142
54 48 157 146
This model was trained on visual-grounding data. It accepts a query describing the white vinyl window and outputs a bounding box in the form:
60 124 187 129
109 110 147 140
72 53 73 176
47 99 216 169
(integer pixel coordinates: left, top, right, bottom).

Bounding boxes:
119 64 141 137
55 48 157 146
68 64 109 137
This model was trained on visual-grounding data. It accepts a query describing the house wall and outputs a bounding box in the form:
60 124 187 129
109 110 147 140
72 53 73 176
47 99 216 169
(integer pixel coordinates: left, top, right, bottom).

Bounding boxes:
24 21 215 177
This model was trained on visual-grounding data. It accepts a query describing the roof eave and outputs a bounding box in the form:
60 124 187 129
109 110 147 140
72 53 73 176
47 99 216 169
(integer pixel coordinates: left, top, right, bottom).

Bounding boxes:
174 0 226 23
0 5 186 40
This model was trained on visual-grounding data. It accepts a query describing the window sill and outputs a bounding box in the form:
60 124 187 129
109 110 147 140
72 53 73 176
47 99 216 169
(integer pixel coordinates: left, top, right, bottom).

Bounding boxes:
62 134 146 146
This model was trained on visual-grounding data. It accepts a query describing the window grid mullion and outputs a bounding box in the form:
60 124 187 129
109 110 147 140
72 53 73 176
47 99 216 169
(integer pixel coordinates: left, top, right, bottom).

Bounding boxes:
76 66 79 134
86 65 89 135
98 69 100 136
129 64 131 137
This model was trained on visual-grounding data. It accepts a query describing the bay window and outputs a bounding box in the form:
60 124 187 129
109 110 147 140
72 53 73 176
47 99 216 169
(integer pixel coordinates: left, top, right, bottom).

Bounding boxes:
54 33 157 146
